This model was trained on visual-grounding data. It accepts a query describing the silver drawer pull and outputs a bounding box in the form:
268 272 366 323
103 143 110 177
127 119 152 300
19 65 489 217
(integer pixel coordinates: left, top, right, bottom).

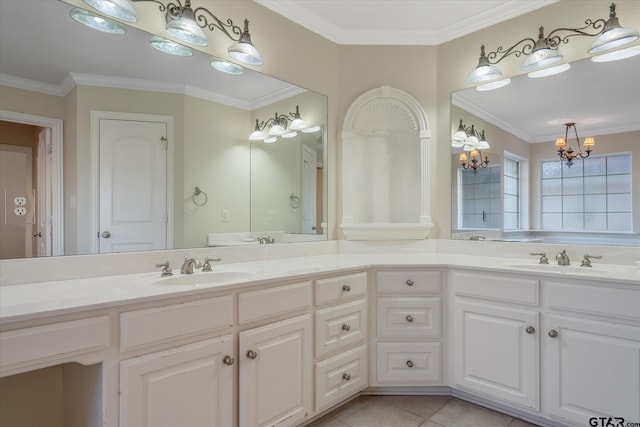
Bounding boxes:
406 315 414 323
222 355 234 365
342 324 351 332
342 284 351 292
406 279 414 286
406 360 414 368
246 350 257 359
548 329 558 338
342 373 351 381
525 326 535 334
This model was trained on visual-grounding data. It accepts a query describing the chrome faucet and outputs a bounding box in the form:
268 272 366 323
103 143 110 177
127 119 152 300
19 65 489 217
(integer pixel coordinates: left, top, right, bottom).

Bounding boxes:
469 235 486 241
155 260 173 276
202 257 221 272
258 236 275 244
581 254 602 267
180 257 202 274
530 252 549 264
555 250 570 266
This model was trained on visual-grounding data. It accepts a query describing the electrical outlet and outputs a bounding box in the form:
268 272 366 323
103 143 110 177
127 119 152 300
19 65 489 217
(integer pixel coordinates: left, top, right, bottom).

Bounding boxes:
15 207 27 216
268 210 276 222
14 197 26 206
221 209 229 223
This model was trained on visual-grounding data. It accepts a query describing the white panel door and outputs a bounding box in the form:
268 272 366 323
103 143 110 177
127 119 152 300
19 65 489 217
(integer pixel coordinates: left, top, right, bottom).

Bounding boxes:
99 119 167 253
455 301 539 409
120 335 234 427
35 128 52 256
543 314 640 426
239 314 312 427
302 145 316 234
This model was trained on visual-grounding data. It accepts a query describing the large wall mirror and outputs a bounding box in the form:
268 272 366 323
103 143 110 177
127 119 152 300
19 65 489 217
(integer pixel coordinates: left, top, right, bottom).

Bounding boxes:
0 0 328 259
451 53 640 246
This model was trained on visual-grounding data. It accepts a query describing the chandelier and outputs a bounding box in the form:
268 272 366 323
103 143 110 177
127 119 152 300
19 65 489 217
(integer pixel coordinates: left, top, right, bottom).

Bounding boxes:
466 3 639 88
555 123 595 167
69 0 262 75
451 120 490 172
249 106 318 143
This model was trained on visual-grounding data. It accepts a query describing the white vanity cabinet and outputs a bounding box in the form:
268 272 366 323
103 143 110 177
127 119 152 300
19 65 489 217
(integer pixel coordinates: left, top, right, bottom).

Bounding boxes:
451 270 540 410
542 280 640 426
373 269 443 385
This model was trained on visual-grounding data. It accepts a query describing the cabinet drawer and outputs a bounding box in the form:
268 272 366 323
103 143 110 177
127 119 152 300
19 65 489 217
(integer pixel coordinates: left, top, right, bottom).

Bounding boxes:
1 316 110 373
451 270 539 306
315 344 368 412
377 297 441 339
377 270 441 294
238 281 311 324
544 281 640 321
376 341 441 384
315 272 367 306
316 299 367 357
120 296 232 352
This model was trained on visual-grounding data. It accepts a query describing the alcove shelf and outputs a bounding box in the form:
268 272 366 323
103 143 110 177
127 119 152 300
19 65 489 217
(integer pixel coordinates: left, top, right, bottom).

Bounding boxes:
341 86 433 240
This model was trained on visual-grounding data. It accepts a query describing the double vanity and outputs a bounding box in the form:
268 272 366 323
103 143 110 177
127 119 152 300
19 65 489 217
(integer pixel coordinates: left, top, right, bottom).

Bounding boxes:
0 241 638 427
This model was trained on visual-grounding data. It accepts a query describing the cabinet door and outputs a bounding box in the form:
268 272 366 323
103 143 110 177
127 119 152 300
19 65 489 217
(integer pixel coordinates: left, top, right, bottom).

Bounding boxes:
239 314 312 427
543 314 640 426
455 301 539 409
120 335 234 427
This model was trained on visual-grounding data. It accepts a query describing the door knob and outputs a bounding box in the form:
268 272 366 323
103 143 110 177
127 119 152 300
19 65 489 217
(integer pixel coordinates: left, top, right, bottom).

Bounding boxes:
548 329 558 338
223 355 234 365
525 326 535 334
101 231 111 238
246 350 257 359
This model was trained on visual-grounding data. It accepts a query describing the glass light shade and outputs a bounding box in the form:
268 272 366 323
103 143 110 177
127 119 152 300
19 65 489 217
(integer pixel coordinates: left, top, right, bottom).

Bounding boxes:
451 140 465 148
166 6 208 47
476 140 490 150
289 118 306 131
452 130 467 142
268 124 286 136
249 130 266 141
469 149 479 158
70 8 126 34
521 47 563 71
281 131 298 139
555 137 567 148
459 153 468 162
466 135 479 146
527 63 570 78
210 59 243 75
465 64 501 84
150 36 193 56
476 78 511 91
301 125 321 134
83 0 137 22
589 26 639 54
584 137 595 147
228 41 263 66
264 136 277 143
463 145 474 152
591 45 640 62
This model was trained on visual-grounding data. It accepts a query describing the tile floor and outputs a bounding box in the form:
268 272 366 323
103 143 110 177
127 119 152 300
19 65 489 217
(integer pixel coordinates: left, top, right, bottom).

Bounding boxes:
306 395 540 427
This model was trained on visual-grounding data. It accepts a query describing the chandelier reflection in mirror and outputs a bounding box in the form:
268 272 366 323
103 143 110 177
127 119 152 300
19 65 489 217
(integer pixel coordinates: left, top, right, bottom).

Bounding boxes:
467 3 639 88
452 120 490 172
250 106 319 143
71 0 261 75
555 122 595 167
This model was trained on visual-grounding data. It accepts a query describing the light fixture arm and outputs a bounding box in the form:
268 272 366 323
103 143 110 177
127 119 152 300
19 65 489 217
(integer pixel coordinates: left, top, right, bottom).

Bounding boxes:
254 107 302 131
556 122 594 167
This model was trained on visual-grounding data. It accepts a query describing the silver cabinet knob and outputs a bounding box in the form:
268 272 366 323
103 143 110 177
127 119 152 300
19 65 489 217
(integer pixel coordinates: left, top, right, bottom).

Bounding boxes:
342 324 351 331
406 360 414 368
406 279 414 286
342 373 351 381
525 326 535 334
406 315 414 323
342 284 351 292
33 231 42 237
223 355 234 365
548 329 558 338
246 350 257 359
101 231 111 238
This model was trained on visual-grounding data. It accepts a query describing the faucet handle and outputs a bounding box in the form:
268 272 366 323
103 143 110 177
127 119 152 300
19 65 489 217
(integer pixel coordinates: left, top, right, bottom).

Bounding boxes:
530 252 548 264
581 254 602 267
202 257 222 272
155 261 173 277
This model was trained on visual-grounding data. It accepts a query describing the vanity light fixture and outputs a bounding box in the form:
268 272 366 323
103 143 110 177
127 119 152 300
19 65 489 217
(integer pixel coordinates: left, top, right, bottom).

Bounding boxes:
459 148 490 173
150 36 193 56
83 0 137 22
591 45 640 62
131 0 263 65
466 3 639 85
70 7 126 34
249 106 311 143
555 122 595 167
452 120 490 172
210 58 243 75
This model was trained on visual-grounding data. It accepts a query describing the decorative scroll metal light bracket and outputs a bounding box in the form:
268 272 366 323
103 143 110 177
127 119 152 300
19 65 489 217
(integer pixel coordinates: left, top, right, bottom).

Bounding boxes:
254 110 299 132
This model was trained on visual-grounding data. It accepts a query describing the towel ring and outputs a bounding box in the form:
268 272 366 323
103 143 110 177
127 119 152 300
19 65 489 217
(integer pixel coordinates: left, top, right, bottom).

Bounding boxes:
290 193 300 209
193 186 208 206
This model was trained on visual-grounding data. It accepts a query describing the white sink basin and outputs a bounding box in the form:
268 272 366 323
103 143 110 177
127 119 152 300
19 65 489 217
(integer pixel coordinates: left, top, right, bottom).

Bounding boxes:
151 270 253 286
509 263 638 277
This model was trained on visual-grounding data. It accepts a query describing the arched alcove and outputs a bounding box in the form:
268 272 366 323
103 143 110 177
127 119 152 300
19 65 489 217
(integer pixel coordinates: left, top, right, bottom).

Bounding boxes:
341 86 433 240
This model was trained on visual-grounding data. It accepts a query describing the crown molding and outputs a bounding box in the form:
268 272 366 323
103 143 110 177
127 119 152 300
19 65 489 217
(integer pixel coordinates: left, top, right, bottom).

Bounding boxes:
0 74 66 97
250 85 308 110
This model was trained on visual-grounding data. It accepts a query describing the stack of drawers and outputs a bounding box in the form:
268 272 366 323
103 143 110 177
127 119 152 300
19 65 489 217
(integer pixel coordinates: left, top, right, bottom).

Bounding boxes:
314 272 368 411
374 269 442 385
